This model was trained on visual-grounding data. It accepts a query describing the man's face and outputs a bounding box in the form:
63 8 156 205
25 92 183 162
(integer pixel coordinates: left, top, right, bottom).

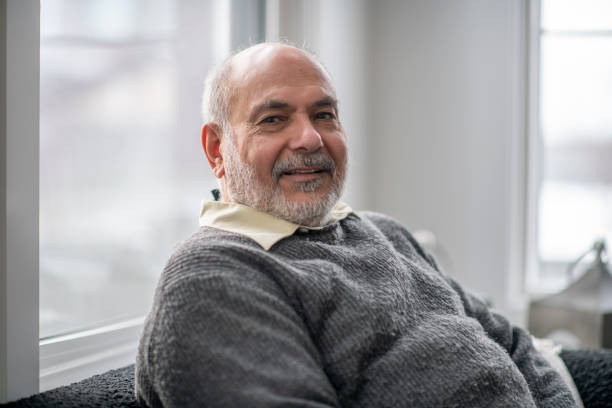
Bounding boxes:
220 45 348 226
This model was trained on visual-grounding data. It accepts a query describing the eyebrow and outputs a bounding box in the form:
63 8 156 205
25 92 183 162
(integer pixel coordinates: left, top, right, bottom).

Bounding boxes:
248 100 290 123
248 96 338 123
313 96 338 109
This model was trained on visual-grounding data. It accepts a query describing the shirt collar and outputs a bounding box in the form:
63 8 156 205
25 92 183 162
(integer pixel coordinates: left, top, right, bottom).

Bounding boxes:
199 200 354 250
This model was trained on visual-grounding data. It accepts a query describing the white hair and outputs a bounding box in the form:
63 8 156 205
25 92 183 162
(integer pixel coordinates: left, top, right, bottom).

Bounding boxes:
201 55 234 137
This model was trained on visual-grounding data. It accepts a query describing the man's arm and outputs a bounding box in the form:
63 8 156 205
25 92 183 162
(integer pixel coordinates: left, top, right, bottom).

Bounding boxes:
416 247 578 408
136 252 339 408
362 211 577 407
440 276 577 407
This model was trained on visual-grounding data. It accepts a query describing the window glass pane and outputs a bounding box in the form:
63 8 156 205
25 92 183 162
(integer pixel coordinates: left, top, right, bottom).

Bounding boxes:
42 0 175 39
40 0 227 338
535 1 612 292
538 181 612 262
540 36 612 145
541 0 612 31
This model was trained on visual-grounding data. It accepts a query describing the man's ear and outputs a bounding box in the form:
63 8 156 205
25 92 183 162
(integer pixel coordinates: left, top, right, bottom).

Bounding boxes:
202 124 225 179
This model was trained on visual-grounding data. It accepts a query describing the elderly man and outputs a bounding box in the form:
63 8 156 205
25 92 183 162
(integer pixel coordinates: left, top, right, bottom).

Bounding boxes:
135 43 577 407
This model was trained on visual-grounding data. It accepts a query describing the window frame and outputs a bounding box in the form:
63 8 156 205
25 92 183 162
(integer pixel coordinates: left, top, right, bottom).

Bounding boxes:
526 0 612 295
526 0 543 295
39 317 143 392
1 0 40 402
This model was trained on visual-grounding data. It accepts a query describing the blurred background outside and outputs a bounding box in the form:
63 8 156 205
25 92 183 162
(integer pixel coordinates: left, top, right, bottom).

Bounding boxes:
40 0 225 337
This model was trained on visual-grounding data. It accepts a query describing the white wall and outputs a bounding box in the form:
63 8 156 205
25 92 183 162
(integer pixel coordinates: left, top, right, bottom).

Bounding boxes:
366 0 528 322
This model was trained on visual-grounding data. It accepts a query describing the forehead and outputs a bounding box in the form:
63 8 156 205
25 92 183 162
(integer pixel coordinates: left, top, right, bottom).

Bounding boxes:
228 46 335 117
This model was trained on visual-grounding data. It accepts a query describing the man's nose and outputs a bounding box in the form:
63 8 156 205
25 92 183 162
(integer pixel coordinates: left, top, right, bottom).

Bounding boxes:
288 116 323 152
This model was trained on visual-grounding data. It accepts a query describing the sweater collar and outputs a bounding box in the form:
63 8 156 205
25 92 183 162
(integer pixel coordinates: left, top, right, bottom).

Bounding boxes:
199 200 354 250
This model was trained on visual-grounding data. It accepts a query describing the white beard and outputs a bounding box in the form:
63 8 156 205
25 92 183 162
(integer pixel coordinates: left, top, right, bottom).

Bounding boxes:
222 136 346 227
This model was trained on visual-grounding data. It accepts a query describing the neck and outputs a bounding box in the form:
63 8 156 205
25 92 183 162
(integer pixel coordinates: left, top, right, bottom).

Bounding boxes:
219 197 333 227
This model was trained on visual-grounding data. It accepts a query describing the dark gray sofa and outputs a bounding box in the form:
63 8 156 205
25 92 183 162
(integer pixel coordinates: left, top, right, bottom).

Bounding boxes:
3 348 612 407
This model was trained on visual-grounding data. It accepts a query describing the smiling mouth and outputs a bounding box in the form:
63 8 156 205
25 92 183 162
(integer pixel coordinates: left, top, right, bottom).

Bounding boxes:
282 168 326 176
280 168 329 183
272 153 336 181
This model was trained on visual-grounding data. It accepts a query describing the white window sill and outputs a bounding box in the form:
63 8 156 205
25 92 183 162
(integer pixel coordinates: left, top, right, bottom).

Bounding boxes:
39 317 144 392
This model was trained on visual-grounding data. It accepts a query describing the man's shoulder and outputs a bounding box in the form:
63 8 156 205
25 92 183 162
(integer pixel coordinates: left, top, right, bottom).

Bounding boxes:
174 225 267 255
159 226 268 286
356 210 401 224
354 210 409 234
355 210 437 268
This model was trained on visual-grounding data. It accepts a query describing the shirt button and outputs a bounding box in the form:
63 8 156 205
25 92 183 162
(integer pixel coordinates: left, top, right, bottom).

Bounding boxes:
298 227 309 233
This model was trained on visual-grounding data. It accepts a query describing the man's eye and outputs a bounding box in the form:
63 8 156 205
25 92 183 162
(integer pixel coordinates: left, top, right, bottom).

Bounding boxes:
260 116 281 124
315 112 335 120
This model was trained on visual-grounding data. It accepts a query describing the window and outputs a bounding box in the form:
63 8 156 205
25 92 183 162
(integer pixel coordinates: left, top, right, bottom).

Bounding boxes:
4 0 329 398
530 0 612 292
40 0 229 338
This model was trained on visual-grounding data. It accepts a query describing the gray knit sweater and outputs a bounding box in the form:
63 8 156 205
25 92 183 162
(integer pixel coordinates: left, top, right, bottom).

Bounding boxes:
135 211 576 407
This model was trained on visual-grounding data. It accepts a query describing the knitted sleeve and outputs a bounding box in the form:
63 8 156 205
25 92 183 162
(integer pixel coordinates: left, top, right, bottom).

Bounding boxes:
443 277 577 408
361 211 578 408
138 244 340 408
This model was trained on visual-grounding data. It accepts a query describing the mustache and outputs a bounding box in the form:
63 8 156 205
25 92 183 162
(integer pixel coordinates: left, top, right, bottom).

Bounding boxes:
272 152 336 181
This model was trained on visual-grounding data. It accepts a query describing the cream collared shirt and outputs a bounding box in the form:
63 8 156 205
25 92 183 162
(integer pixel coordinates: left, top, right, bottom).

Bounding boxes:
199 200 354 250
